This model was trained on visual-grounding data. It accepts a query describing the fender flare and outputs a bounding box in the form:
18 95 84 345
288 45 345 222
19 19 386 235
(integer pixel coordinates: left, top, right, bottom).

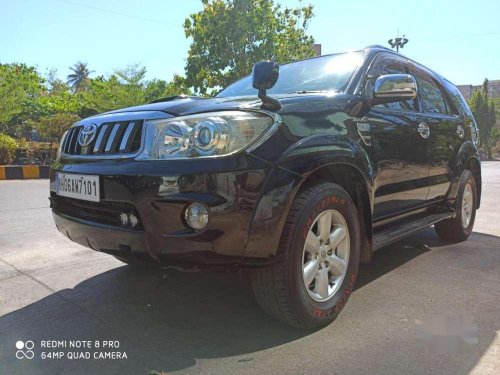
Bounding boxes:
447 141 481 207
244 135 375 260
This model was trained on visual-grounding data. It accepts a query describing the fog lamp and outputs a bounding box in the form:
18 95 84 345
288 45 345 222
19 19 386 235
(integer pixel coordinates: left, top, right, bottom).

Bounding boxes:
128 213 139 228
184 202 209 230
119 213 129 226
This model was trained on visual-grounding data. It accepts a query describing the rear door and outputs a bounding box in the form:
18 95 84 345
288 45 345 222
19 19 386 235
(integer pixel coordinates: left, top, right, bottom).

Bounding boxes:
363 53 430 219
409 64 458 200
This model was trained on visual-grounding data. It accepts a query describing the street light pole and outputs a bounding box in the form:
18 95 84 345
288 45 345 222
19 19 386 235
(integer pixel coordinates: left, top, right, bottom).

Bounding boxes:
388 33 409 52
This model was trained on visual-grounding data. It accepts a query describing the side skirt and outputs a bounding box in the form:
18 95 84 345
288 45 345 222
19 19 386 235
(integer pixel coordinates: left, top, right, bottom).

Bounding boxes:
373 211 454 251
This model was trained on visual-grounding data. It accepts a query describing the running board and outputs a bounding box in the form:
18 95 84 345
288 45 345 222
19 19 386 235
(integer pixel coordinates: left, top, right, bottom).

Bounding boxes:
373 212 454 251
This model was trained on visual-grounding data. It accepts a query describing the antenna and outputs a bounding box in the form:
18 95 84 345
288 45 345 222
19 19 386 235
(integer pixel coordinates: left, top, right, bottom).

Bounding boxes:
388 29 409 52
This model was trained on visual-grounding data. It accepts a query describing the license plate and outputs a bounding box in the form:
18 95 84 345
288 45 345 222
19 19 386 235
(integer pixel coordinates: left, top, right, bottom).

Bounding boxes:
56 173 100 202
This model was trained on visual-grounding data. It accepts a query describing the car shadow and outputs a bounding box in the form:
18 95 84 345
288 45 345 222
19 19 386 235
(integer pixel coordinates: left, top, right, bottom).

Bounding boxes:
0 228 498 374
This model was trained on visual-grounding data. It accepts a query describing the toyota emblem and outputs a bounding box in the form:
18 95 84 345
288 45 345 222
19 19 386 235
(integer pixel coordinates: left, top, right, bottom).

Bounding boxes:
77 124 98 147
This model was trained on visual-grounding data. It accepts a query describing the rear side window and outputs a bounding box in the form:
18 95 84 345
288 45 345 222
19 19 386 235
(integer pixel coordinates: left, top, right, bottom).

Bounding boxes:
413 68 449 114
366 54 416 111
442 79 472 117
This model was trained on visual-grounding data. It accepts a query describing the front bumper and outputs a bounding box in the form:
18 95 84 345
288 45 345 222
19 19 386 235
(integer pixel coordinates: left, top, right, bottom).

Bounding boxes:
50 153 300 267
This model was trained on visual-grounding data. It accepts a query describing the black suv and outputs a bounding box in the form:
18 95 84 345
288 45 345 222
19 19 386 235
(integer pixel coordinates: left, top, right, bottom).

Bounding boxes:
50 46 481 328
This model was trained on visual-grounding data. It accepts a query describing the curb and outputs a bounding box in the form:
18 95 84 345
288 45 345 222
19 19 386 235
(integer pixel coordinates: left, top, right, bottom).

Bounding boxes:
0 166 50 180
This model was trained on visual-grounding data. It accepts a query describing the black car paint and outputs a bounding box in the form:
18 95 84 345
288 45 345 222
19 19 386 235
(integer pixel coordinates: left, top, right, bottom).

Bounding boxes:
50 46 481 268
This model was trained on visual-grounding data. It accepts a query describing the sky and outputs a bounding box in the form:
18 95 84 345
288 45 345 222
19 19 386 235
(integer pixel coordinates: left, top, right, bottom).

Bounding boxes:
1 0 499 86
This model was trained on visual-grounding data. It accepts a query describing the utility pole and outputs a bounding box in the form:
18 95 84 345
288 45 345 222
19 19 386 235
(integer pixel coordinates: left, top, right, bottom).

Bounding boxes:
388 30 408 52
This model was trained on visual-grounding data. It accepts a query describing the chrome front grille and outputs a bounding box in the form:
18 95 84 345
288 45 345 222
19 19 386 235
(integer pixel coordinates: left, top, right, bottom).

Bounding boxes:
62 120 143 156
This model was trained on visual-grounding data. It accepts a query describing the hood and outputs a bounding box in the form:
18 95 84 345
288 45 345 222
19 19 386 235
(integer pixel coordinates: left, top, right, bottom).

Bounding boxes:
100 92 338 117
104 96 264 117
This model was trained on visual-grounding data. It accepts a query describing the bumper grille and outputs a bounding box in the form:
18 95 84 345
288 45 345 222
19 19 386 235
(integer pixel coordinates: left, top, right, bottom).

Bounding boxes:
62 120 143 156
51 195 143 230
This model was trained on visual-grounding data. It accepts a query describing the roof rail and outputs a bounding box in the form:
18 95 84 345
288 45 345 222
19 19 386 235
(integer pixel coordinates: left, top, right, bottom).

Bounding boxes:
364 45 393 51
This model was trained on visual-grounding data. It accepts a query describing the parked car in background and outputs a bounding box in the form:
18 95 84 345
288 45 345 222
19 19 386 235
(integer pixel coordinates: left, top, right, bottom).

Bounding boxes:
50 45 481 328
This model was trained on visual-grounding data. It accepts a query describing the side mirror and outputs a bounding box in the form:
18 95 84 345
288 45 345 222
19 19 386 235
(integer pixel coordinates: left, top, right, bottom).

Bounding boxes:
252 61 279 91
373 74 417 104
252 61 281 110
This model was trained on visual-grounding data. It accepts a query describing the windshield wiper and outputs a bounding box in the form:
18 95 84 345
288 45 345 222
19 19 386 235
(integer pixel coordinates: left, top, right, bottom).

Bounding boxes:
289 90 329 94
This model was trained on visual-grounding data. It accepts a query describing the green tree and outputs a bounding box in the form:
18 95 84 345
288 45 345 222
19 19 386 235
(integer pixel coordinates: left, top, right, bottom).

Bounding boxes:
79 66 192 116
46 69 72 95
115 64 147 86
489 127 500 153
183 0 315 94
0 63 45 136
0 132 19 164
78 73 145 116
488 98 497 130
34 113 80 143
67 61 94 92
469 85 497 159
144 75 192 102
33 112 80 162
38 89 82 117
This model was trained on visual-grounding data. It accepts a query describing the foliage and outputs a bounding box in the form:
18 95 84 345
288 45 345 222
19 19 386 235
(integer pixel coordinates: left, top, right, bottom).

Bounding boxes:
489 127 500 151
79 75 141 115
1 1 317 162
492 98 500 126
78 66 191 117
24 141 58 165
67 61 94 92
144 75 192 102
0 63 45 136
34 113 81 142
183 0 315 94
469 80 497 159
0 132 19 164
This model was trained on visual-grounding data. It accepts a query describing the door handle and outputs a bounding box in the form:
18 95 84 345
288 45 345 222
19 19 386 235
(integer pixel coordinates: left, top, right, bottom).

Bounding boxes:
417 122 430 139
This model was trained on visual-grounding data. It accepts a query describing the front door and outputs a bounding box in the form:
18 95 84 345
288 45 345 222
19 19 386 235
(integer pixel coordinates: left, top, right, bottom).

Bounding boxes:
368 108 430 219
410 64 457 200
362 53 430 219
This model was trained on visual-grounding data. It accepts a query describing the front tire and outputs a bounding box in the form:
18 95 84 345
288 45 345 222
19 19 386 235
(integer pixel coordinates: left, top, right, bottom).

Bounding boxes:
249 182 360 329
435 170 477 242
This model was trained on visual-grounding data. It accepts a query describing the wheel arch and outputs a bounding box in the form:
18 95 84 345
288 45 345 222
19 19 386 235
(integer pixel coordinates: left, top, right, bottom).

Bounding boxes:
448 141 482 209
245 159 375 263
467 156 481 208
298 162 374 264
245 135 375 262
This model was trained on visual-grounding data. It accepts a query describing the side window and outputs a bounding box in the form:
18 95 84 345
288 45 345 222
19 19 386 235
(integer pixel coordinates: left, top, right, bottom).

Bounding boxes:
413 68 449 115
366 55 416 111
442 79 470 117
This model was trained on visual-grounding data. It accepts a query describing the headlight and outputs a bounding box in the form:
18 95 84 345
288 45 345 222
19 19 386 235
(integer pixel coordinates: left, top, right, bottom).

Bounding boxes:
136 111 274 160
57 130 69 159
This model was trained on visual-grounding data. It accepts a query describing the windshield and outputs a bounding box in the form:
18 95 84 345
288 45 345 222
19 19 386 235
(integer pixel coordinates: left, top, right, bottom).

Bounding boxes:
217 51 363 97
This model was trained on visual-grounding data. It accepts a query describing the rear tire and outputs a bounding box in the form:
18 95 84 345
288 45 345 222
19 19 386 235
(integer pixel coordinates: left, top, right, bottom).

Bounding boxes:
435 170 477 242
249 182 360 329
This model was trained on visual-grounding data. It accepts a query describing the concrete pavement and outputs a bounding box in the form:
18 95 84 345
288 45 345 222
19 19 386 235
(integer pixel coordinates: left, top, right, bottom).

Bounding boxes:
0 163 499 374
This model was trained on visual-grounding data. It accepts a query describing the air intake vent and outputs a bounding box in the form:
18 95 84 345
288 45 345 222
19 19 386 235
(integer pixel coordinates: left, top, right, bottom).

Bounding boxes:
62 120 143 156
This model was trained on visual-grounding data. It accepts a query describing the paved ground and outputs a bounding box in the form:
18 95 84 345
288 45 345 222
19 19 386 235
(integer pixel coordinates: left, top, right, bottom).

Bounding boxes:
0 163 499 375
